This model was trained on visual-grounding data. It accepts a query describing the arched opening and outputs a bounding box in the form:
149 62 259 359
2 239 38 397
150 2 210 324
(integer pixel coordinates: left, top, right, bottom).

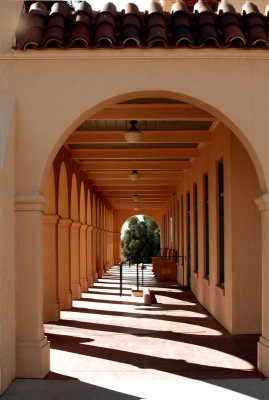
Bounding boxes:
121 214 161 263
39 93 263 384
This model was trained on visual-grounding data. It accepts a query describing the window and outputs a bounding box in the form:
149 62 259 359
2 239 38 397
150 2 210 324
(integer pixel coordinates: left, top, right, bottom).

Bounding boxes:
204 173 209 278
194 183 198 273
187 191 191 287
218 158 224 286
170 216 173 246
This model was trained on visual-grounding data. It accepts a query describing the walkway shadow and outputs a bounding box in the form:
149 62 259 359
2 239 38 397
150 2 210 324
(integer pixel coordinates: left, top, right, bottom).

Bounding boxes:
50 318 259 371
47 332 262 380
1 379 141 400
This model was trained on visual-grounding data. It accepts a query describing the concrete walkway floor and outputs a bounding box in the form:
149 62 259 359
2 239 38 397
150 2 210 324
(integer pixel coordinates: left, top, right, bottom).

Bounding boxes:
3 264 269 400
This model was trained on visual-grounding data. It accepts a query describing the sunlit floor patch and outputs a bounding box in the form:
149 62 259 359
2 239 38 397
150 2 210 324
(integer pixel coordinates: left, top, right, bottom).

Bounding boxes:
45 264 262 386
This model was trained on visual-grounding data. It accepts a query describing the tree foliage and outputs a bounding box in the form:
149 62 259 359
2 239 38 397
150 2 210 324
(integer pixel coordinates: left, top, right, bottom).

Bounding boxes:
121 216 160 264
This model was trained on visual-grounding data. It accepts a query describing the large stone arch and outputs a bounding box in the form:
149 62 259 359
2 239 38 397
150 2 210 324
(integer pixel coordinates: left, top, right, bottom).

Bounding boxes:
10 82 269 382
31 88 267 196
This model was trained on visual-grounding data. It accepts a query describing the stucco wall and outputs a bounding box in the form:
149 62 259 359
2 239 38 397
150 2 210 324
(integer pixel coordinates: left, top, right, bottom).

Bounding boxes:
0 96 16 392
162 123 262 334
0 48 269 391
230 135 262 333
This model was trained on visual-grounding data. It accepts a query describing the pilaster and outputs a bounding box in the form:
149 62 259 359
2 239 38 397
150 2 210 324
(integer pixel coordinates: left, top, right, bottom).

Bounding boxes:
42 214 60 322
255 193 269 376
92 227 98 282
70 221 81 299
80 223 88 292
14 194 50 378
86 225 94 287
57 218 72 309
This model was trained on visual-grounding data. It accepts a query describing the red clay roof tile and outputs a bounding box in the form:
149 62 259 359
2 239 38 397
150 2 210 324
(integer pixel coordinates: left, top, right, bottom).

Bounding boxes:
17 0 269 50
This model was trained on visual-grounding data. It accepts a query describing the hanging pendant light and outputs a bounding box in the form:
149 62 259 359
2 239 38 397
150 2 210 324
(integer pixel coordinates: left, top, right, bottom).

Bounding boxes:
124 120 143 143
129 170 141 181
134 207 140 212
132 194 139 202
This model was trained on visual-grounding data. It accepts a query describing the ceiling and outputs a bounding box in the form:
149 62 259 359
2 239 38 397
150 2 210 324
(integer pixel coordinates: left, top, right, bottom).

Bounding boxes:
64 98 215 210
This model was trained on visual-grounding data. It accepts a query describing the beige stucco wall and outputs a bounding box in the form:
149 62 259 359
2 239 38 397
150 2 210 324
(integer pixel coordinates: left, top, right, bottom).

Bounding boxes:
164 123 262 334
0 50 268 195
230 135 262 333
0 96 16 392
0 45 269 391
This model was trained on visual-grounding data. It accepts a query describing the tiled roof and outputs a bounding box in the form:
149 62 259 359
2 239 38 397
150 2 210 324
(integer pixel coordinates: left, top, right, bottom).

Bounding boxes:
16 0 269 50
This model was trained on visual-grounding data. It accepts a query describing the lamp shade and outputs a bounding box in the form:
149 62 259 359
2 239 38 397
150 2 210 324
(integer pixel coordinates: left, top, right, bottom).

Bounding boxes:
129 170 141 180
124 120 143 143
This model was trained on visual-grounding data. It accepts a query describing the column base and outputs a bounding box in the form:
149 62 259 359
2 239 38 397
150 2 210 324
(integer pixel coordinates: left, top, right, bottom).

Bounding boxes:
43 301 60 323
258 336 269 376
16 336 50 378
59 290 72 310
71 284 81 300
80 278 88 293
93 272 98 282
87 276 94 288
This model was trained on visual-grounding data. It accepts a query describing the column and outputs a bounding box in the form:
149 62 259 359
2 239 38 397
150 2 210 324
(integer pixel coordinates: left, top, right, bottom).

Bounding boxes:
58 218 72 309
15 194 50 378
97 228 102 277
256 193 269 376
113 232 121 265
109 232 113 266
43 214 60 322
104 230 108 270
92 227 98 282
100 229 104 275
86 225 94 287
80 223 88 292
70 221 81 299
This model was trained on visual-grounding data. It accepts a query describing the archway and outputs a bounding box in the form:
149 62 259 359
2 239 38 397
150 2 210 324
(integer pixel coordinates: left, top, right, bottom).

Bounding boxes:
17 91 267 382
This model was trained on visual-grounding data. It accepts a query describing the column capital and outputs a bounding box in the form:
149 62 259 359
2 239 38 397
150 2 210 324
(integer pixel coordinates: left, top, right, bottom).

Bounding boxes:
15 194 49 212
43 214 59 224
255 193 269 212
80 223 88 231
58 218 72 227
71 221 81 229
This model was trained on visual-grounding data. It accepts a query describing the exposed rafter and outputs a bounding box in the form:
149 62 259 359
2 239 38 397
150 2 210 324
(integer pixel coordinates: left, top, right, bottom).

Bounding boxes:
90 104 215 121
69 148 199 159
67 130 212 144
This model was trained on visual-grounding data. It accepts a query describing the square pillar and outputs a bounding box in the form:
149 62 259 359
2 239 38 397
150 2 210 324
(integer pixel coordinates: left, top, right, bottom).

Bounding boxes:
80 223 88 292
58 218 72 309
14 194 50 378
43 214 60 322
92 227 98 282
86 225 94 287
70 221 81 299
255 193 269 376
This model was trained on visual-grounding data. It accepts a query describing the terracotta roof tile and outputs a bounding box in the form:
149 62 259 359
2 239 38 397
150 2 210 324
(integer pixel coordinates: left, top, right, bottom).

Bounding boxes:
17 0 269 50
124 3 140 16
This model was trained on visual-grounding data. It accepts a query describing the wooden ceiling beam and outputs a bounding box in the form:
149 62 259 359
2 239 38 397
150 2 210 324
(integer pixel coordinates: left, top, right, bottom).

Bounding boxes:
95 185 176 191
90 179 181 186
86 171 184 179
70 148 198 159
67 130 211 144
90 104 214 121
80 161 190 170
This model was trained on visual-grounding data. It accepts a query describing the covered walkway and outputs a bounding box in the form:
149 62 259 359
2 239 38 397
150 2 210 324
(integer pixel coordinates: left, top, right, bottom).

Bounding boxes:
44 264 262 381
4 264 266 400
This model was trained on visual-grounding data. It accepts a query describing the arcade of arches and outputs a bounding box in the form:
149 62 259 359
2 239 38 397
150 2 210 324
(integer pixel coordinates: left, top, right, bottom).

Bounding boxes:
41 97 262 375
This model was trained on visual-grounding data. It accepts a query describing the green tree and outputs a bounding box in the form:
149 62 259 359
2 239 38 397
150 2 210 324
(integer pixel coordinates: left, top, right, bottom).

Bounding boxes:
121 216 160 263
